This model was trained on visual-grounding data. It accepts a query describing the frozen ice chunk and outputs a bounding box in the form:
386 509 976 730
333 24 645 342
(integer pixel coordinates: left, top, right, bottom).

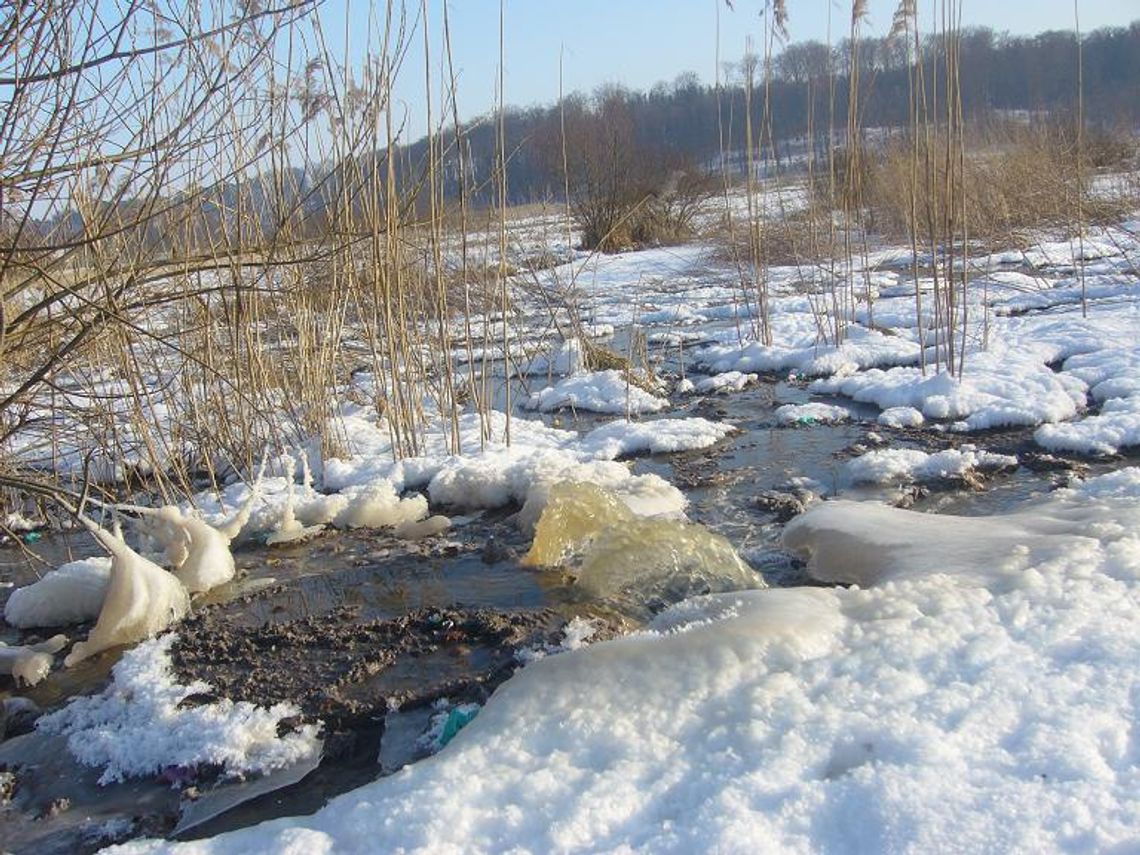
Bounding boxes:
523 481 759 600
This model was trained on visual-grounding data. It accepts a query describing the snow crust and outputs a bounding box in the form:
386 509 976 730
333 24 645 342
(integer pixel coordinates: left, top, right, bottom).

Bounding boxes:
110 468 1140 855
40 635 320 785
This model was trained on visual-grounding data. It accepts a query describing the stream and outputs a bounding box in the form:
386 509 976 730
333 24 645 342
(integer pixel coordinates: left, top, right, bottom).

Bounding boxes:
0 374 1115 853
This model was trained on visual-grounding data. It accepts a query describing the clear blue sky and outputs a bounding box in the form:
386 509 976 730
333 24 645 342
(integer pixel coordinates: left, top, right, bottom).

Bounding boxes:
319 1 1137 139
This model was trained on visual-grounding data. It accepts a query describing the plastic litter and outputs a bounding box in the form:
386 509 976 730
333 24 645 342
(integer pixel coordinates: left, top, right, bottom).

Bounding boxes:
438 706 479 747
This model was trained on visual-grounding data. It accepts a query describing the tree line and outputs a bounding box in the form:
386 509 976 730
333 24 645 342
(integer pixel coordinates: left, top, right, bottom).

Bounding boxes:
401 21 1140 208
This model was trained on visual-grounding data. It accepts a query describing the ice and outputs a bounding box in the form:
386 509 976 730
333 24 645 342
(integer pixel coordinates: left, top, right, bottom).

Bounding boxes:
392 515 451 540
4 556 111 628
521 481 629 566
781 494 1127 587
63 524 190 668
523 481 758 600
693 370 757 393
138 475 263 593
266 454 326 545
40 635 320 785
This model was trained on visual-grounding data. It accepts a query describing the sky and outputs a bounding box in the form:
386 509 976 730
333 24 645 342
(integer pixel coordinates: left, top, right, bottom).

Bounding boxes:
318 0 1137 140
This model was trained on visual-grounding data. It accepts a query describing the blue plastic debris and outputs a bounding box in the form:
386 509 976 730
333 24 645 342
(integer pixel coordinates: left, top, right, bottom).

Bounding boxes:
438 706 479 747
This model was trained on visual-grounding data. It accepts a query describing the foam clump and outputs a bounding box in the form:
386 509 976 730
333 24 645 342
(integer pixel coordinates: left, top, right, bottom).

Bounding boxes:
140 475 263 593
523 481 758 600
265 456 326 545
64 527 190 668
4 557 111 628
146 507 238 594
877 406 925 428
0 635 68 686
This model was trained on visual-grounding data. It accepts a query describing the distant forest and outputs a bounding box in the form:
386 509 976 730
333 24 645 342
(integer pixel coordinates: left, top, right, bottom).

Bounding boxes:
400 21 1140 207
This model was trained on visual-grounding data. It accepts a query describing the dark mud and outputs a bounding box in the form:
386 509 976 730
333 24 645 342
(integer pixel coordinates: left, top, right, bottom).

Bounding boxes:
170 604 567 725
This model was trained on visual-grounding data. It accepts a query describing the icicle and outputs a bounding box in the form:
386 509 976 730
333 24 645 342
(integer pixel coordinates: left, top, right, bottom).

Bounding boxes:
266 452 324 546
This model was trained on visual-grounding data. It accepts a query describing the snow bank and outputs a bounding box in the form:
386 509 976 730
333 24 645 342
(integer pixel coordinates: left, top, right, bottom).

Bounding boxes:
111 472 1140 853
844 446 1018 485
697 323 920 378
1035 395 1140 456
811 356 1087 430
524 370 668 414
4 557 111 628
40 635 320 785
775 402 850 425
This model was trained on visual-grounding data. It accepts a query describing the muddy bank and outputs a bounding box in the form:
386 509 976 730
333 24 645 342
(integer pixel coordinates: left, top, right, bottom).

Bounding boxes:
171 604 567 724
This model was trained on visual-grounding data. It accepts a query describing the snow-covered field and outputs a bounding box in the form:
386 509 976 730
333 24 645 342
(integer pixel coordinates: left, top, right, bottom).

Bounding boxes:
4 185 1140 852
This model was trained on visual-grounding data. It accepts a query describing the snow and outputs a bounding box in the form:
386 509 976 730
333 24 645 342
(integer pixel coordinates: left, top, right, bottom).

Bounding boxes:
39 635 320 785
877 406 925 428
4 556 111 628
693 370 757 393
697 323 921 378
775 402 851 425
1035 395 1140 456
844 446 1018 486
577 417 734 459
6 160 1140 853
108 469 1140 854
524 369 668 414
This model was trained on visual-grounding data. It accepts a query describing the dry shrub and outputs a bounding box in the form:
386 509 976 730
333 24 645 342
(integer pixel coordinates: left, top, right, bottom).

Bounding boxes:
711 206 833 269
860 123 1133 244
